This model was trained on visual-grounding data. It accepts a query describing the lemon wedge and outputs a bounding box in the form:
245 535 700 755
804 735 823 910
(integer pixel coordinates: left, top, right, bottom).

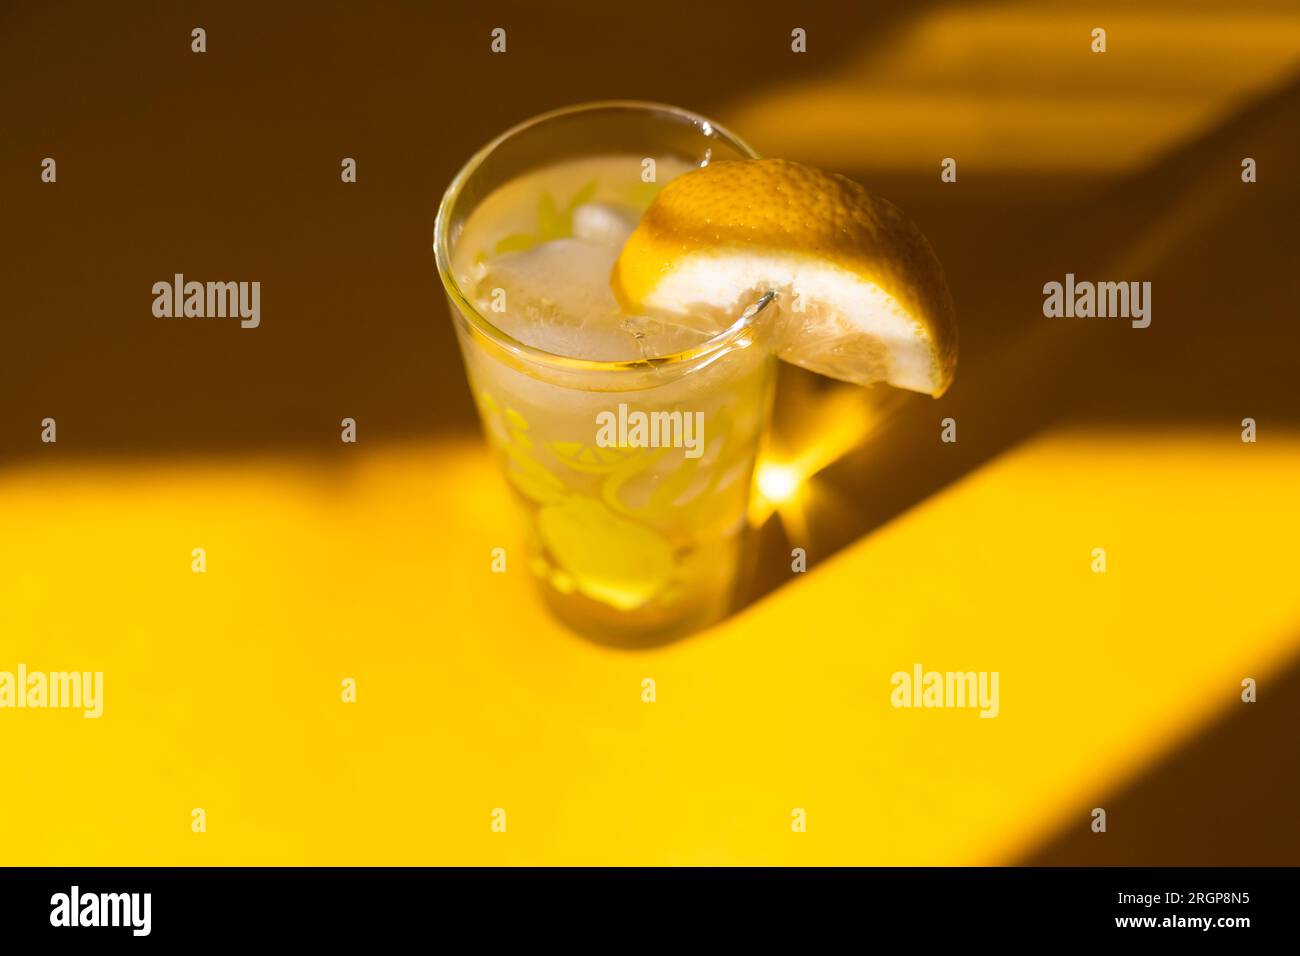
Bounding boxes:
612 158 957 396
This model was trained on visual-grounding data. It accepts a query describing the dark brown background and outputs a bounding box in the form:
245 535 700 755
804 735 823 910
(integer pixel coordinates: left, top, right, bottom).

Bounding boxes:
2 0 1297 864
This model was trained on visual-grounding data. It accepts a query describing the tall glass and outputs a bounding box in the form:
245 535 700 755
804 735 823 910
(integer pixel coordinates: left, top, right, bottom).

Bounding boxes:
435 102 776 643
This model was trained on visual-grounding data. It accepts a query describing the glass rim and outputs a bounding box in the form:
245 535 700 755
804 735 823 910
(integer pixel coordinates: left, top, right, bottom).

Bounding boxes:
433 100 764 375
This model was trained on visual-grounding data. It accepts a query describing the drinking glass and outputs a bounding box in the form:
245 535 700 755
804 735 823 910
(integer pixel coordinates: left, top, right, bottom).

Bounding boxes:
435 102 776 642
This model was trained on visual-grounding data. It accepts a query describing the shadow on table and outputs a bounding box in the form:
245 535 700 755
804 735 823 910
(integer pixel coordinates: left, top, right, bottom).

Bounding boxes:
1019 648 1300 866
737 75 1300 614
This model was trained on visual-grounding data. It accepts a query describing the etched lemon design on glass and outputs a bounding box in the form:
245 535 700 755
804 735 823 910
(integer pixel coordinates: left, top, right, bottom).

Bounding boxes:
472 383 765 617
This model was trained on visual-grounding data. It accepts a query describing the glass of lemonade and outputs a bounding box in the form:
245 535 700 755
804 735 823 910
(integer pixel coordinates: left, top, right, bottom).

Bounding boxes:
435 102 777 642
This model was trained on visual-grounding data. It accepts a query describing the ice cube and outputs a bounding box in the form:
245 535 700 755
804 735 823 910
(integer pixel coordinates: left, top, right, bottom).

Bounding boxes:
475 238 635 360
571 202 638 249
475 237 713 361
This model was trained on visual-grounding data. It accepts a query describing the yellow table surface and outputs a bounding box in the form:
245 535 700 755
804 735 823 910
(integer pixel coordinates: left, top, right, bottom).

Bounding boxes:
3 425 1298 865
